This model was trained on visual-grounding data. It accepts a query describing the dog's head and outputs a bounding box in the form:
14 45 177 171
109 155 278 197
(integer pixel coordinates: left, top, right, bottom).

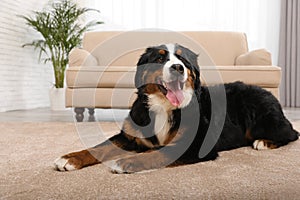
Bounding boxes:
135 44 200 110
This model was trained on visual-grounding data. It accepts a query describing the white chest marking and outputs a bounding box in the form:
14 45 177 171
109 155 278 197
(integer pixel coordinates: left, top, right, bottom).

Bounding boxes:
154 109 171 145
148 94 172 145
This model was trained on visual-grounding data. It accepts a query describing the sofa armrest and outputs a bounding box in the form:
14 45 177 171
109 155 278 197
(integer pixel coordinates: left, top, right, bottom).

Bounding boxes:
235 49 272 66
69 48 98 67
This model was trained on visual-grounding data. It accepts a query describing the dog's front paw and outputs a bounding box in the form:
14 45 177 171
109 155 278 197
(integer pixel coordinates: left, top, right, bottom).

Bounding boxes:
54 156 82 172
107 158 146 174
54 150 100 172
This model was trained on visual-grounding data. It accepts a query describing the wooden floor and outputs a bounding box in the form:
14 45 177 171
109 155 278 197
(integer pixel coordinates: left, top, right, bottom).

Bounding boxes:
0 107 299 122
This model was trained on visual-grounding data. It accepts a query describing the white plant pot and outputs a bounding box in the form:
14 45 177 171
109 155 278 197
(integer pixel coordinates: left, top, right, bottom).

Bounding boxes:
49 88 66 111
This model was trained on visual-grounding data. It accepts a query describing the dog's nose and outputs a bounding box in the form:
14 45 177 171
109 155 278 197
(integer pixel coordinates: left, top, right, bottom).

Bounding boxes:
170 64 184 75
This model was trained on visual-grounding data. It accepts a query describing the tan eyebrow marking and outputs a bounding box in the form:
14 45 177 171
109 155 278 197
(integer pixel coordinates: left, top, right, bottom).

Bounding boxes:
159 49 166 55
176 49 182 55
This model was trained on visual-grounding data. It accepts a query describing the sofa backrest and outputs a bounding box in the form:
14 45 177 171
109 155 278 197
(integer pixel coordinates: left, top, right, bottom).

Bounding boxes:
83 31 248 66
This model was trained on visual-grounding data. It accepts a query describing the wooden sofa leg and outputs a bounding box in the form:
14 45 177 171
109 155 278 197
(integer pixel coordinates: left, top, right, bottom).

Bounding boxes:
74 108 85 122
88 108 95 122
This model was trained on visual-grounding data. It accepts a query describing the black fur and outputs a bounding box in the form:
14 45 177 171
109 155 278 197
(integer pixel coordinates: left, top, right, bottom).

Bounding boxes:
204 82 299 151
110 44 299 166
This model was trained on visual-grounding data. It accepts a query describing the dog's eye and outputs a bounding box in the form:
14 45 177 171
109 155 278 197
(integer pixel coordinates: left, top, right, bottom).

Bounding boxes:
157 55 164 63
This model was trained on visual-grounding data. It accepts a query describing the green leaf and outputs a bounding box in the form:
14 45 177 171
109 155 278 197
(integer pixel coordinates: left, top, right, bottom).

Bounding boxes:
19 0 103 88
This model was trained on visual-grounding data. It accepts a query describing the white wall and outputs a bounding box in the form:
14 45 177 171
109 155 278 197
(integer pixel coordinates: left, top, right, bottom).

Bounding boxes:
0 0 53 112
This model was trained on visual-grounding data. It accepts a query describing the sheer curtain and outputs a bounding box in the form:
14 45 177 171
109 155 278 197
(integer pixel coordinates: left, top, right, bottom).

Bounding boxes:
88 0 281 64
279 0 300 107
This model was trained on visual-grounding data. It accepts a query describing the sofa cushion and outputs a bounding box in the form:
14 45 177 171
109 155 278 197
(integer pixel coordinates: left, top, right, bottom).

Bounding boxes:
66 66 136 88
201 66 281 88
235 49 272 65
83 31 248 66
69 48 98 67
66 65 281 89
66 88 137 108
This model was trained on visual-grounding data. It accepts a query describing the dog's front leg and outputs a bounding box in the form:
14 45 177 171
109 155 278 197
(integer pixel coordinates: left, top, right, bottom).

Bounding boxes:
108 145 181 174
54 134 135 171
108 151 169 174
54 148 100 171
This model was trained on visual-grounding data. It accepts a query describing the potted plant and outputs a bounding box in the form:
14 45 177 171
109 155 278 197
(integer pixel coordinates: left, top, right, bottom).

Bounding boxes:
21 0 103 110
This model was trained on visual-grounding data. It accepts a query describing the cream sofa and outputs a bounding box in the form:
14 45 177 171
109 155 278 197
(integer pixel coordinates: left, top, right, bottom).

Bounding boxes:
66 31 281 122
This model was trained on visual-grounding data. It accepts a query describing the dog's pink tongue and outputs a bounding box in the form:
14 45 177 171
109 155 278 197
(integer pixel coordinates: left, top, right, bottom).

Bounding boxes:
166 81 184 107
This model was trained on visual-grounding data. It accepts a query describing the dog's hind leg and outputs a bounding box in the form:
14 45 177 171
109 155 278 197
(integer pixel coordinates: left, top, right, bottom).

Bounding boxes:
252 129 299 150
252 139 279 150
250 116 299 150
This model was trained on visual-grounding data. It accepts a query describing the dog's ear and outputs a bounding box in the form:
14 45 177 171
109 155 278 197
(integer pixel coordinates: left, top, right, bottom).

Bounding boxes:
135 48 153 88
183 47 201 90
178 45 199 69
137 47 153 66
192 54 201 91
178 45 201 90
193 63 201 90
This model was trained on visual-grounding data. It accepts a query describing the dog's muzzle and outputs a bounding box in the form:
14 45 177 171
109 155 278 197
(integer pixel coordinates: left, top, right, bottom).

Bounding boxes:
159 64 187 107
170 64 185 76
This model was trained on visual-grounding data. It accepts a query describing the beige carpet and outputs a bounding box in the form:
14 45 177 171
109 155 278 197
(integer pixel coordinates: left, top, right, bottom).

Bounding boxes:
1 121 300 199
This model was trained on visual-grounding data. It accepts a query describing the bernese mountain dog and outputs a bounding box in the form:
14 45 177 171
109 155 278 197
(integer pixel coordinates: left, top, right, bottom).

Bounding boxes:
55 44 299 173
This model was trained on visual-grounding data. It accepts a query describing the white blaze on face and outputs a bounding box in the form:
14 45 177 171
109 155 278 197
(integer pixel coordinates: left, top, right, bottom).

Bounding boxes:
162 44 189 107
163 44 188 82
